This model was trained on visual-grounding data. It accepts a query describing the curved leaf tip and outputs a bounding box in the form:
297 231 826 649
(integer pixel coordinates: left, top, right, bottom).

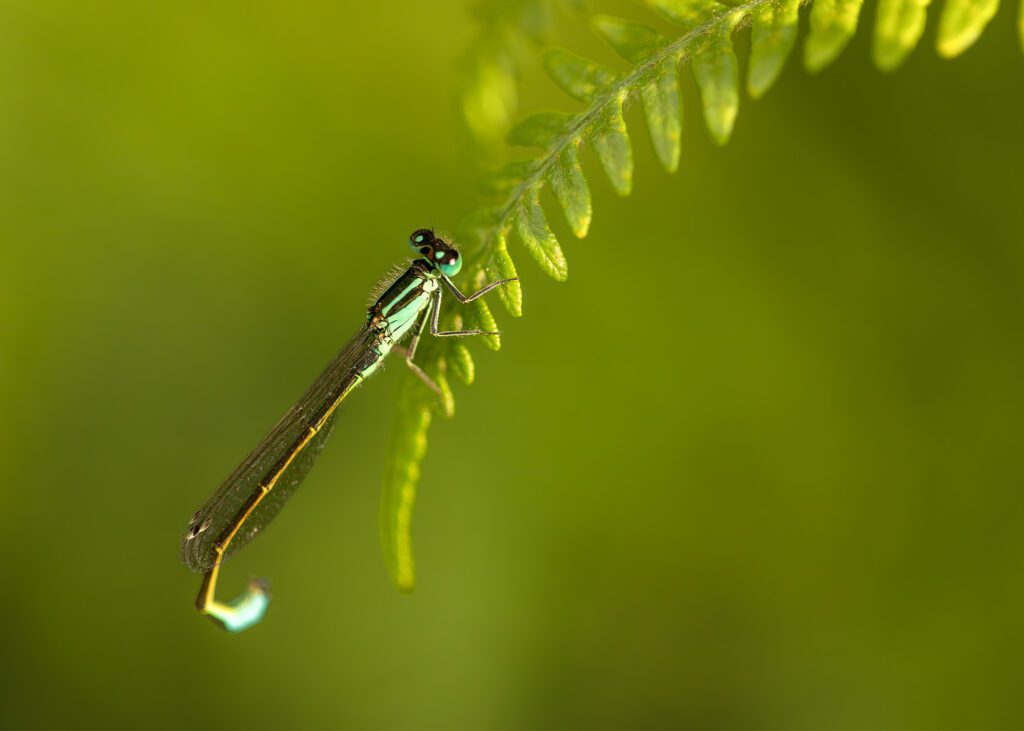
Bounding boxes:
804 0 866 72
381 397 432 592
936 0 1000 57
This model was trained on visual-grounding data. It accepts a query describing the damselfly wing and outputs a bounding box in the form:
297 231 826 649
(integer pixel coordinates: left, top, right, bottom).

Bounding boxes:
181 326 378 572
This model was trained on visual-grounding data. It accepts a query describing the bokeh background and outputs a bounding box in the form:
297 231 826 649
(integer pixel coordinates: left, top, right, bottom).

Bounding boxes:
2 1 1023 728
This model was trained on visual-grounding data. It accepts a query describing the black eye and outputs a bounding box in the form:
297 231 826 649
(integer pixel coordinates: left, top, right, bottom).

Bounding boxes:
419 247 430 255
447 252 459 264
410 228 433 246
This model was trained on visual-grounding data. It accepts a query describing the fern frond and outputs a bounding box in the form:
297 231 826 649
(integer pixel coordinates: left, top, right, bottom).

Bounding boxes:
381 0 1022 592
380 379 432 593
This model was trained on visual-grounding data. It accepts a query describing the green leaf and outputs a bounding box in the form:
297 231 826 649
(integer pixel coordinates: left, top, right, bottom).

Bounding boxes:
543 48 618 102
449 341 475 385
485 231 523 316
380 391 431 592
592 92 633 196
642 58 683 173
432 358 455 418
692 18 741 145
468 276 502 350
478 160 534 196
548 144 592 237
873 0 932 70
804 0 867 72
748 0 801 97
515 186 569 280
508 111 574 148
937 0 1000 56
648 0 727 28
591 15 667 64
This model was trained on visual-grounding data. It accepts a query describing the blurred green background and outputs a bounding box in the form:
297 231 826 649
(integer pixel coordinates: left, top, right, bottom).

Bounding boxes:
2 1 1023 728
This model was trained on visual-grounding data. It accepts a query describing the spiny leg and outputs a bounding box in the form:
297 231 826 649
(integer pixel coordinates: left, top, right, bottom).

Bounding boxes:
403 278 518 399
430 288 498 337
398 306 441 395
441 275 518 303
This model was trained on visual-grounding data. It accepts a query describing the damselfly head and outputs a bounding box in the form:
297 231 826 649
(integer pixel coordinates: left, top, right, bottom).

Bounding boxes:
409 228 462 277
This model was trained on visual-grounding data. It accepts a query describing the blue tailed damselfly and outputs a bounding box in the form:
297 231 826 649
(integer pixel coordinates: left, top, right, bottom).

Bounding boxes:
180 229 516 632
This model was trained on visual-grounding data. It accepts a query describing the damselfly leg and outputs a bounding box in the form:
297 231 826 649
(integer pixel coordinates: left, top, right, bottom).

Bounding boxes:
398 307 441 395
429 277 517 337
400 276 516 392
441 275 515 304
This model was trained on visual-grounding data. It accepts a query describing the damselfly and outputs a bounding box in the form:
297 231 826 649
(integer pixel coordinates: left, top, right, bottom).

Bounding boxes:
180 229 516 632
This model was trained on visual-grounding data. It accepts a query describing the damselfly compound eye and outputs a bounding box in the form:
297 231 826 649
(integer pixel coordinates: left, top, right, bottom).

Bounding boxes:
409 229 435 257
409 228 433 246
439 250 462 277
